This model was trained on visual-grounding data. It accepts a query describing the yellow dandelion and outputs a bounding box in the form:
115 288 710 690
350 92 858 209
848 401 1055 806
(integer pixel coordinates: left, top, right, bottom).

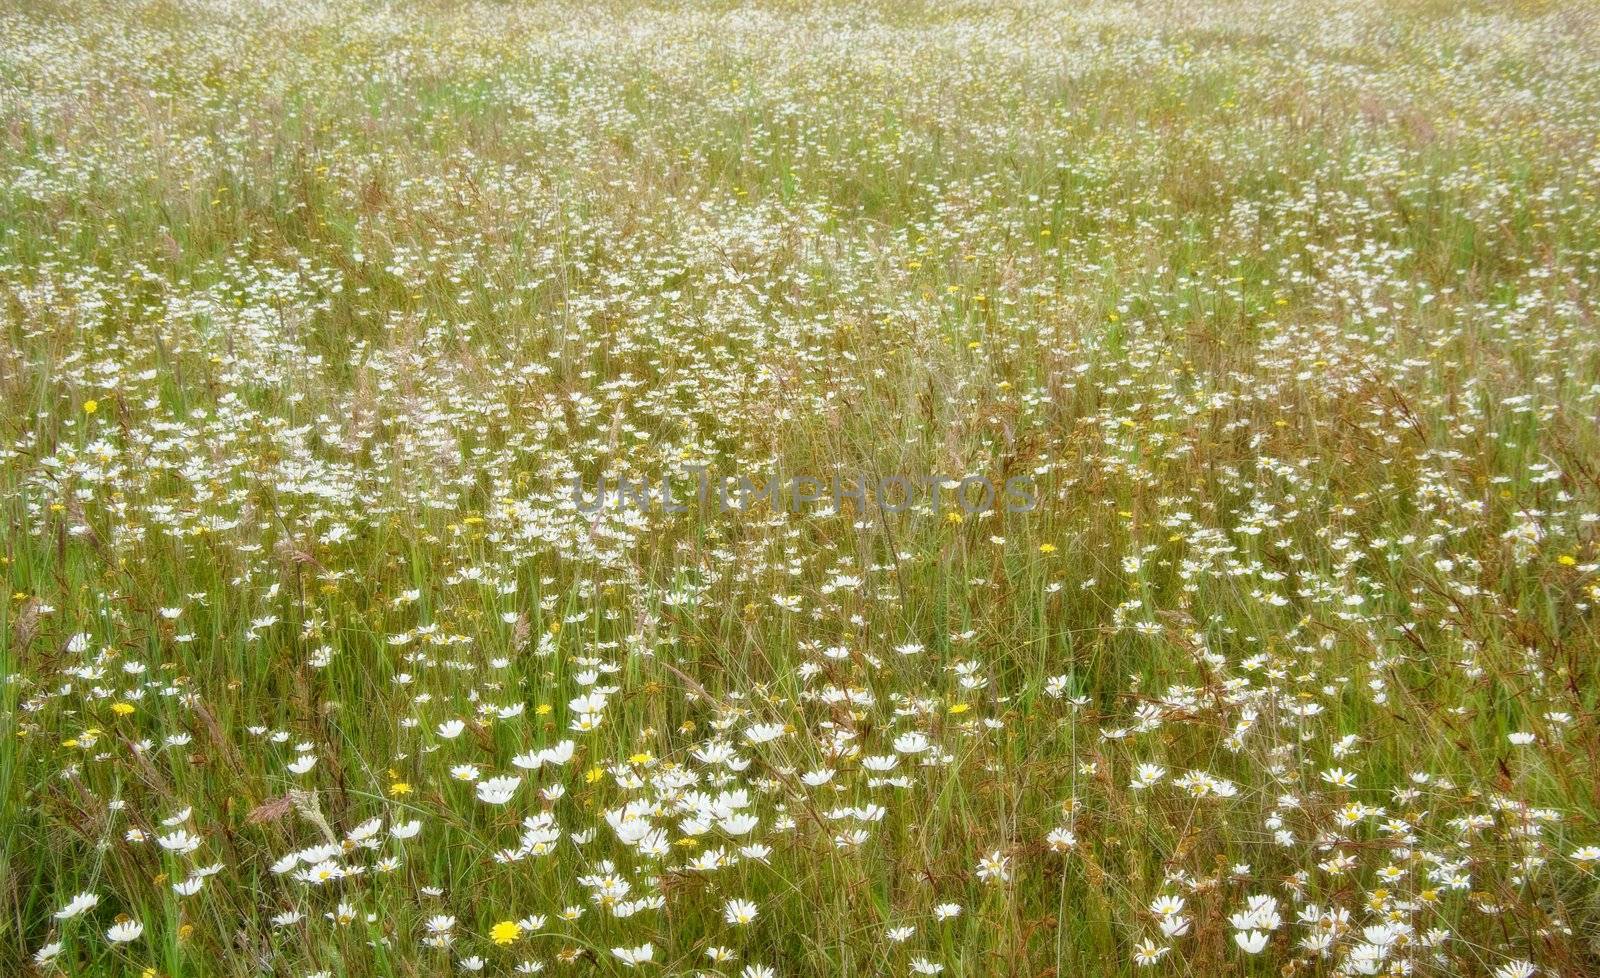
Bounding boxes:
490 920 521 945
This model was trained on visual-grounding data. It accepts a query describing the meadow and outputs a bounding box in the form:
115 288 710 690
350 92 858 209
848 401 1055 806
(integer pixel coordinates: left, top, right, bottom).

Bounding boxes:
4 0 1600 974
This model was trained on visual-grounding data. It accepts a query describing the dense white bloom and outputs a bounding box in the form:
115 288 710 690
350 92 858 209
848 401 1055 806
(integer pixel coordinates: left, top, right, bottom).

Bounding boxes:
723 898 758 925
54 891 99 919
612 944 654 967
476 776 522 805
107 920 144 943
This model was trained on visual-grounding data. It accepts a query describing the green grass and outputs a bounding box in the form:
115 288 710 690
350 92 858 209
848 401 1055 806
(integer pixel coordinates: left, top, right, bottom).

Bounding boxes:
3 0 1600 975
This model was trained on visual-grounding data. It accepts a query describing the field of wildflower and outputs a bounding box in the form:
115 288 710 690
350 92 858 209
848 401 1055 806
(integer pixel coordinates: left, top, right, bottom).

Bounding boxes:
5 0 1600 975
